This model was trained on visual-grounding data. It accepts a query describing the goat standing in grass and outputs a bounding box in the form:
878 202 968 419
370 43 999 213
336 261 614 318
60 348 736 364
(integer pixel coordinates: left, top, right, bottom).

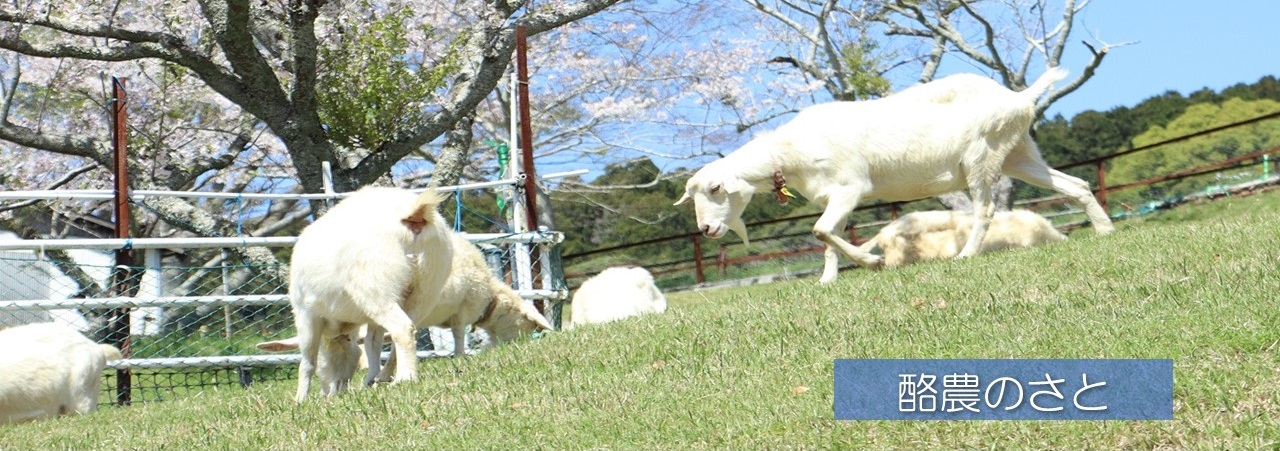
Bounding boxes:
285 187 453 402
367 232 553 381
260 232 552 387
676 68 1113 283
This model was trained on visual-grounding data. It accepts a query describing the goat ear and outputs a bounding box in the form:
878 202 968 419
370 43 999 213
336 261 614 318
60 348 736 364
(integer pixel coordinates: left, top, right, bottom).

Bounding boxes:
532 313 554 332
256 338 300 352
723 178 754 195
673 192 691 206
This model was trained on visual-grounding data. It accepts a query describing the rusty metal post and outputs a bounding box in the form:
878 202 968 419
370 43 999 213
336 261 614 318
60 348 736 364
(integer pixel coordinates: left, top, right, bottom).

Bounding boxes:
515 25 538 233
109 77 133 406
1096 160 1108 211
692 234 705 284
514 25 546 313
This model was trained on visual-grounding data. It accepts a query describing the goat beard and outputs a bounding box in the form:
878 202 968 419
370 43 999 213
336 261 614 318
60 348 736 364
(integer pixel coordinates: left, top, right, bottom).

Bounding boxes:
728 218 750 246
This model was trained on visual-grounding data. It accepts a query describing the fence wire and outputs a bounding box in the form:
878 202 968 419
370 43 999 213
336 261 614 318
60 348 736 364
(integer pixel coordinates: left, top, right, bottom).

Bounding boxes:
0 233 566 406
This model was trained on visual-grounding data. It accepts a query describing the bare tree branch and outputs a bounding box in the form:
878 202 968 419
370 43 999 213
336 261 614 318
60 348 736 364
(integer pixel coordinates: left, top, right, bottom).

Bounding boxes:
957 0 1012 85
1038 39 1134 117
0 165 98 213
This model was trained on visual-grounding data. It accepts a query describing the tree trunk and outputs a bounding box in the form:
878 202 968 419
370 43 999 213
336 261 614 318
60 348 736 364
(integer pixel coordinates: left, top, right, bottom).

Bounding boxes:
433 111 476 187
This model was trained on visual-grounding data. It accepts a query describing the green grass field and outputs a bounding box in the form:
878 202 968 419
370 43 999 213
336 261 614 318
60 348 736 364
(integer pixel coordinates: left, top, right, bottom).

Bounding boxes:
4 189 1279 450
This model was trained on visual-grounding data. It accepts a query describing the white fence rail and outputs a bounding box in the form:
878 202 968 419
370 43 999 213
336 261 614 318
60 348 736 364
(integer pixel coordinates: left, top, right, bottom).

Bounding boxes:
0 175 576 404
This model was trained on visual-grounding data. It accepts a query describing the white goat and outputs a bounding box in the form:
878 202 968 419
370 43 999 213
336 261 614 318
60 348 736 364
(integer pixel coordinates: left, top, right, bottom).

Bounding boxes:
859 209 1067 268
368 232 553 381
0 323 122 424
255 323 376 389
675 68 1113 284
259 232 552 385
285 186 454 402
564 266 667 330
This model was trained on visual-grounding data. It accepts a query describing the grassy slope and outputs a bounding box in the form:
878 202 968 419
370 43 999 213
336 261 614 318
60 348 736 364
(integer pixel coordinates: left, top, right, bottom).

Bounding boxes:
3 191 1279 450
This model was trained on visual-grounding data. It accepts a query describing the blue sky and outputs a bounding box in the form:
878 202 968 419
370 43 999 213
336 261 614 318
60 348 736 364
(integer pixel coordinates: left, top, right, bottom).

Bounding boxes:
1039 1 1280 119
546 1 1280 179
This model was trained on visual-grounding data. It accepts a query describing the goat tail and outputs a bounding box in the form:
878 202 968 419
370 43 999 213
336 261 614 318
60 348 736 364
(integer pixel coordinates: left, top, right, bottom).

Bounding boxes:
99 344 123 362
1019 66 1069 104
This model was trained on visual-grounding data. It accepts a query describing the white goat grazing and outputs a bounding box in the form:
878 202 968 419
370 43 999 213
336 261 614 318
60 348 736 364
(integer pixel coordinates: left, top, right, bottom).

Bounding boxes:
0 323 122 424
285 186 454 402
564 266 667 330
255 323 377 389
260 232 552 385
367 232 554 381
676 68 1113 284
859 209 1067 268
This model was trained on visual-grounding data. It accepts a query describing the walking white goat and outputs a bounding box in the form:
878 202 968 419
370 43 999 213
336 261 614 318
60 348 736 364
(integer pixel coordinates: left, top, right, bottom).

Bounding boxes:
0 323 122 424
285 186 453 402
859 209 1067 268
675 68 1113 283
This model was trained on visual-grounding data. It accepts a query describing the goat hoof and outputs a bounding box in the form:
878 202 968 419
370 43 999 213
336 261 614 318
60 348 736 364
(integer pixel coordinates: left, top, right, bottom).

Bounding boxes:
863 255 884 270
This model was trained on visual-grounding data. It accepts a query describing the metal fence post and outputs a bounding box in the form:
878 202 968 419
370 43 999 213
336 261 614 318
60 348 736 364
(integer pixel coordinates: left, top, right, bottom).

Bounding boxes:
109 76 134 406
1096 160 1108 211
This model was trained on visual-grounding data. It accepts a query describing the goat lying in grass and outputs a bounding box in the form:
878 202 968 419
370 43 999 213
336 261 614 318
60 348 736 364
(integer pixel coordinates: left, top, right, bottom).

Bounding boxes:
565 266 667 330
260 232 551 387
0 323 122 424
859 209 1067 268
284 187 454 402
676 67 1113 284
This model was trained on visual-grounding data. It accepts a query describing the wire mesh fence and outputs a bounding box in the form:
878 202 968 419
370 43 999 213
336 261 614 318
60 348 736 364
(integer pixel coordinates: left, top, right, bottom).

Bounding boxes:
0 232 567 406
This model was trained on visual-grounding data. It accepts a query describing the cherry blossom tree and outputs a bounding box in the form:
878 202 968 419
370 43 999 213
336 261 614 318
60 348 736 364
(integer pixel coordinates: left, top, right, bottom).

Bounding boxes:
0 0 627 304
0 0 623 240
0 0 1127 252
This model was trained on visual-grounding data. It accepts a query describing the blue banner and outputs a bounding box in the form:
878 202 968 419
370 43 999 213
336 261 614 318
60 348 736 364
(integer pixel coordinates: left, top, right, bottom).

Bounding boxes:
834 359 1173 420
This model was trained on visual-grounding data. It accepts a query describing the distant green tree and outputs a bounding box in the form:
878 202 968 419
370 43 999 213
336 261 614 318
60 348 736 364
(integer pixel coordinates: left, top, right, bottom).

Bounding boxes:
553 158 696 264
1023 90 1196 200
1106 97 1280 207
1221 75 1280 102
